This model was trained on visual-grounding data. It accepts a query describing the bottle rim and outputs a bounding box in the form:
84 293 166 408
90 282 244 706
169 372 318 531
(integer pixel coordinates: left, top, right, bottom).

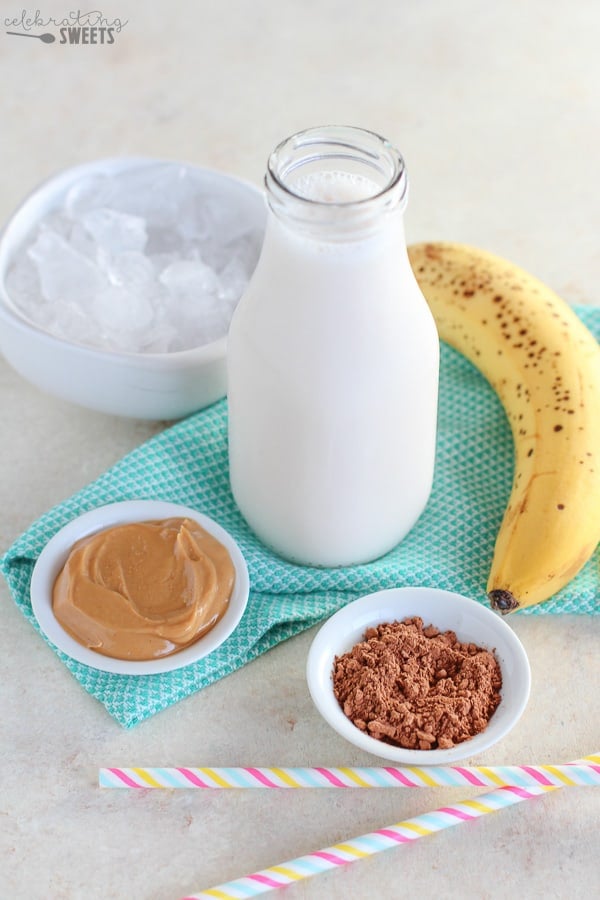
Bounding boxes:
265 125 408 231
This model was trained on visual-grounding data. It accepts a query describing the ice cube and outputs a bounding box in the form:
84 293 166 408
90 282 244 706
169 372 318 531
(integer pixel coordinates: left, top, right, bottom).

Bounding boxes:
42 210 75 239
138 320 180 353
195 226 262 276
4 253 47 323
51 299 100 346
158 259 228 348
92 284 155 336
27 228 104 305
159 259 219 303
174 191 214 245
5 252 40 304
185 307 228 346
148 252 179 275
81 207 147 254
103 250 156 296
110 164 193 227
68 221 98 260
145 226 185 256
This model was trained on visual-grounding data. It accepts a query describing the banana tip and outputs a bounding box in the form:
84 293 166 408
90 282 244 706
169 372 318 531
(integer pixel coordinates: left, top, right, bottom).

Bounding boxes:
488 589 519 614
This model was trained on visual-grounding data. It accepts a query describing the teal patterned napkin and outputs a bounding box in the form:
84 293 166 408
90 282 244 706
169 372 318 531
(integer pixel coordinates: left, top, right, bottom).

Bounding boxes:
2 305 599 728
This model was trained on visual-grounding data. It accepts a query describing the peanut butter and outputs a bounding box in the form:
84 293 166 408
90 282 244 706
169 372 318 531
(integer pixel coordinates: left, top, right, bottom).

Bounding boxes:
52 517 235 661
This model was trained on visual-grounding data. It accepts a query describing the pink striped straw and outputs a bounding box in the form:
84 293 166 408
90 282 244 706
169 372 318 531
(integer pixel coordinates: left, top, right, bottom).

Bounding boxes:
98 763 600 790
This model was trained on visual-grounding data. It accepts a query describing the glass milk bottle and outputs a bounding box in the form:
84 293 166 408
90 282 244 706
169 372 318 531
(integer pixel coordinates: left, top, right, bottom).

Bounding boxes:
227 126 439 567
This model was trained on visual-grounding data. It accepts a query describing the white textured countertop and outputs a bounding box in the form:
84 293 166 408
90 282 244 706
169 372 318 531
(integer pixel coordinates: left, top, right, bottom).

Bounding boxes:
1 2 599 898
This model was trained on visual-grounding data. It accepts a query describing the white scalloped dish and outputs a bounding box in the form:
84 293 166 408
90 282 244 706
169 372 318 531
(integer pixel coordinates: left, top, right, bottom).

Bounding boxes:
30 499 250 675
307 587 531 764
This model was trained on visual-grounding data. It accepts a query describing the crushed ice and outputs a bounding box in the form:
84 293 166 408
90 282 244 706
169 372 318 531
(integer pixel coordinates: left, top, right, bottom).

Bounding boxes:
5 163 264 353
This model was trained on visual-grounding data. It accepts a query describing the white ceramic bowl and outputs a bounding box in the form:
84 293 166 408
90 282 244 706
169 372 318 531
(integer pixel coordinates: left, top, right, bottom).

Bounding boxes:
307 587 531 764
0 157 266 419
30 499 250 675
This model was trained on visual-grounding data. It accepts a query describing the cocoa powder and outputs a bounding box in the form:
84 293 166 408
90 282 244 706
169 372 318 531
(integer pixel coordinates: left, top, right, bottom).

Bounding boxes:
332 616 502 751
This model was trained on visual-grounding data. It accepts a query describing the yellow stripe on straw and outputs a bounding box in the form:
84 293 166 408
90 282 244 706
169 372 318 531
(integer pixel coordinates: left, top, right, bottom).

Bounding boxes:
131 768 164 788
461 797 501 815
476 767 507 787
198 889 235 899
399 821 433 837
541 766 577 786
338 767 373 788
408 767 439 787
334 843 370 858
200 768 234 788
270 768 302 788
269 865 304 880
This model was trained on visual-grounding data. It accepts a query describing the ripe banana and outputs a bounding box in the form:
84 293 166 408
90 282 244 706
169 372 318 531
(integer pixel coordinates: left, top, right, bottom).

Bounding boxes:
408 241 600 613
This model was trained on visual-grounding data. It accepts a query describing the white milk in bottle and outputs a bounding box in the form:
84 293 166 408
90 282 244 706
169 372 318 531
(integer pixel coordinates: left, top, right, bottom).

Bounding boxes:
227 126 439 567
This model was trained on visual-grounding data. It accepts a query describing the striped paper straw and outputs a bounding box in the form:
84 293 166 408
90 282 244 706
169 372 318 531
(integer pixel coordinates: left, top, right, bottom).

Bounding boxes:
99 762 600 791
180 753 597 899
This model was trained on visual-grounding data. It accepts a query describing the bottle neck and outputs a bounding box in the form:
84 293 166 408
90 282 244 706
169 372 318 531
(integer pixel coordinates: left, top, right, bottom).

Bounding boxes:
265 126 408 242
